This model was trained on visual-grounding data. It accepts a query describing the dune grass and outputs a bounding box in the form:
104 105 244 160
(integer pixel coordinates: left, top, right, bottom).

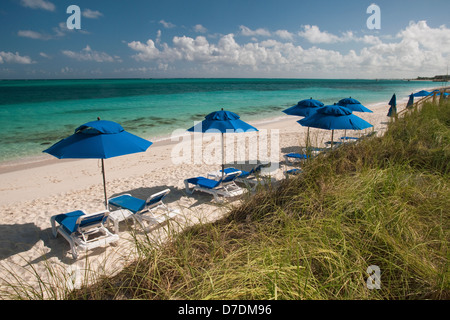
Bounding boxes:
3 99 449 300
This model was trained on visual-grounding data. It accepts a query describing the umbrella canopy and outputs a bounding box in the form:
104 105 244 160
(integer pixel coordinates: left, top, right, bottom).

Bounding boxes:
187 109 257 133
387 94 397 117
44 119 153 207
406 93 414 109
187 109 258 179
282 98 324 117
282 98 324 148
337 97 373 113
298 104 373 147
413 90 432 97
298 105 372 130
45 120 152 159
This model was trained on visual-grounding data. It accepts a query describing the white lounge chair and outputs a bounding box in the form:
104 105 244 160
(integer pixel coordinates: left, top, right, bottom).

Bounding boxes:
50 209 119 259
107 188 180 232
217 165 272 191
184 171 244 203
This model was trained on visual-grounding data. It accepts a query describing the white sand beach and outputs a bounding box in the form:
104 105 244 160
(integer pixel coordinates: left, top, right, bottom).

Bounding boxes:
0 99 408 297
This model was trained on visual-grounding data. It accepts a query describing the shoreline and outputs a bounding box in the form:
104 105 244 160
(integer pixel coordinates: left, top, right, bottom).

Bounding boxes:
0 88 432 175
0 99 404 207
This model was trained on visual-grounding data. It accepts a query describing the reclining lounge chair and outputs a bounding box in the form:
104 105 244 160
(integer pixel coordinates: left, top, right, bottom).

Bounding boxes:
50 209 119 259
184 171 244 203
215 164 272 190
108 188 180 232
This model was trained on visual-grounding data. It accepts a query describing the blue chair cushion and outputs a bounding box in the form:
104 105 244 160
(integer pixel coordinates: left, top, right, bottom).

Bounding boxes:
109 195 146 214
187 177 221 189
285 153 309 159
340 136 360 140
286 168 302 175
54 210 85 234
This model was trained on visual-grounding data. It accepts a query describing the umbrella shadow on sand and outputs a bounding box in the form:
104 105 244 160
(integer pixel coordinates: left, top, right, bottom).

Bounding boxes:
109 185 183 204
0 223 49 261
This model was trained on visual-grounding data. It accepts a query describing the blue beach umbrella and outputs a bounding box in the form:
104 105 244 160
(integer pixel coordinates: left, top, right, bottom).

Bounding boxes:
413 90 432 97
282 98 325 117
187 109 258 178
298 104 373 148
337 97 373 138
337 97 373 113
387 94 397 117
406 93 414 109
282 98 325 147
44 119 153 207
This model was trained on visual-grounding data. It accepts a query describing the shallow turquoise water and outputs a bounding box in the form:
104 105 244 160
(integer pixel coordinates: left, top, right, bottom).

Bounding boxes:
0 78 437 163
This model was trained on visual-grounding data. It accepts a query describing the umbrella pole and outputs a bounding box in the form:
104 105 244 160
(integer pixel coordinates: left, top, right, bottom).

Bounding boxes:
306 127 310 149
331 130 334 149
221 133 225 181
101 159 108 209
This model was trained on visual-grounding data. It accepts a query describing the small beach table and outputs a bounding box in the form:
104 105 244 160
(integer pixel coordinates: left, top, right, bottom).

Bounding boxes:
107 208 134 234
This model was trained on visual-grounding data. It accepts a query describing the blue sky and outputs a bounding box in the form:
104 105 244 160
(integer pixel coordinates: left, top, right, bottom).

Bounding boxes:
1 0 449 79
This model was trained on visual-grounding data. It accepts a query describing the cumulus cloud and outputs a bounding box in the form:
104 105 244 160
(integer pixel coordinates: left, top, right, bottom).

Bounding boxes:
159 20 176 29
127 20 450 78
0 51 34 64
396 20 450 53
20 0 55 12
274 30 295 41
62 45 120 63
298 25 343 44
194 24 208 33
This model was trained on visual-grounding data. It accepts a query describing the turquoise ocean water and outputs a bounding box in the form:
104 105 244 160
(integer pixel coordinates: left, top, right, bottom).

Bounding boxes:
0 78 438 164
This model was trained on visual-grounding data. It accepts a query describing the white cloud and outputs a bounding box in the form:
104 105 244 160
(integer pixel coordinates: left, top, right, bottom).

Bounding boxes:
239 25 271 37
298 25 341 44
397 20 450 53
298 25 384 46
159 20 176 29
18 21 87 41
18 30 52 40
62 46 120 63
274 30 294 41
20 0 55 12
0 51 34 64
82 9 103 19
39 52 50 58
128 40 162 61
194 24 208 33
126 20 450 78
